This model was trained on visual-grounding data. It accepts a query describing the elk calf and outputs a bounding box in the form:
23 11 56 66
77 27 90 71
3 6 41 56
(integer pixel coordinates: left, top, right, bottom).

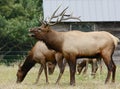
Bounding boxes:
77 58 102 78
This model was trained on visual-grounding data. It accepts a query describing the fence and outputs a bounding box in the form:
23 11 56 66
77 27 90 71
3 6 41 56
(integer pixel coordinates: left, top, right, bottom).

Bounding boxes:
0 51 28 65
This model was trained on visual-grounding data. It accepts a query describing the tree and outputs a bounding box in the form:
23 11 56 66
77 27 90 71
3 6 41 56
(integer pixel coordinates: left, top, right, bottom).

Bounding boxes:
0 0 43 64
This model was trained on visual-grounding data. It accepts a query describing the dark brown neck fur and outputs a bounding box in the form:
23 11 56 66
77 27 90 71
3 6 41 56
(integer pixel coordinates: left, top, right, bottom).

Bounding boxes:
43 30 64 52
21 54 36 80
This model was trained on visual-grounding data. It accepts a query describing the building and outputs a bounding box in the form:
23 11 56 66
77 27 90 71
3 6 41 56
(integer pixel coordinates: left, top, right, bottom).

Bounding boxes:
43 0 120 62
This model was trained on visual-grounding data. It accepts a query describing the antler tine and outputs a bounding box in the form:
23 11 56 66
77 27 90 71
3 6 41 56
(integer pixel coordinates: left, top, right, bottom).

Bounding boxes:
39 14 44 24
42 17 48 25
50 6 68 19
48 6 69 25
48 5 61 22
61 12 81 21
52 7 68 23
48 18 59 26
46 6 80 26
62 16 81 21
59 6 69 16
53 7 68 18
58 10 67 22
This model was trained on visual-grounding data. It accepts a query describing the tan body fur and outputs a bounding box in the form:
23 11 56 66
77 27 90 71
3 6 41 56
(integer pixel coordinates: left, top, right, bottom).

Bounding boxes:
31 41 56 63
30 25 119 85
62 31 114 57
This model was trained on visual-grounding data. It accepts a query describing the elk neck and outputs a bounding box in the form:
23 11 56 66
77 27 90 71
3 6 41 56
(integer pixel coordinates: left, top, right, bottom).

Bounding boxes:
21 54 36 74
42 30 64 52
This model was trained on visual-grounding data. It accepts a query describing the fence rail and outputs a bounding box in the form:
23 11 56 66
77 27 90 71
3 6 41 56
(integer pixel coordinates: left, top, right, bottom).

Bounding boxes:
0 51 28 64
0 50 120 64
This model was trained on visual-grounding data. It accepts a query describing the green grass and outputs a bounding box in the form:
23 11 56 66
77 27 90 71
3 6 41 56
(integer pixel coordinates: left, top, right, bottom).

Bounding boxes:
0 64 120 89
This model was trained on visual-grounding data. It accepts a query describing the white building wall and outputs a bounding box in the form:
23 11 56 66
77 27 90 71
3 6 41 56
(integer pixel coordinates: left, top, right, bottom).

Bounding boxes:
43 0 120 22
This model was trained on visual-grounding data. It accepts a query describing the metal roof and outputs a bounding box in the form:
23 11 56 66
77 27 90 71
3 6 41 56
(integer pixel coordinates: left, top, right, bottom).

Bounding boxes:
43 0 120 22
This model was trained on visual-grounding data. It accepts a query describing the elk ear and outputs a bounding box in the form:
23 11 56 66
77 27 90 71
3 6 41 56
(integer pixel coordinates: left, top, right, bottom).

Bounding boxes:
40 24 51 32
45 25 51 32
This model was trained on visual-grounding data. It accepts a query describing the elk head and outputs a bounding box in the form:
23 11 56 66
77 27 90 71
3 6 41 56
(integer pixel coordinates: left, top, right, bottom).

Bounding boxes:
47 62 56 75
29 6 80 39
16 56 36 83
16 62 25 83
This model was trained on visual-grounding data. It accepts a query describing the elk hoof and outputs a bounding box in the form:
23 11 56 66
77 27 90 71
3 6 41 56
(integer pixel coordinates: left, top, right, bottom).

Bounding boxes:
33 81 38 85
55 82 59 85
70 82 75 86
46 82 49 84
91 73 96 75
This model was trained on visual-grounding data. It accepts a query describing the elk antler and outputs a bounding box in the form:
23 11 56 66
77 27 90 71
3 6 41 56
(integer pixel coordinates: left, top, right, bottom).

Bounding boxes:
48 5 65 22
60 13 81 21
42 6 80 26
47 6 69 25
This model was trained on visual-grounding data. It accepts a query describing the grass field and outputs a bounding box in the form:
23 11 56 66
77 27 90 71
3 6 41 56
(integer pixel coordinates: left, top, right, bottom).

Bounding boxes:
0 63 120 89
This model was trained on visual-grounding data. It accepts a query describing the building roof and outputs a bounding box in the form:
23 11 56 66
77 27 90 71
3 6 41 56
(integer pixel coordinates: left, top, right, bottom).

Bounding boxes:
43 0 120 22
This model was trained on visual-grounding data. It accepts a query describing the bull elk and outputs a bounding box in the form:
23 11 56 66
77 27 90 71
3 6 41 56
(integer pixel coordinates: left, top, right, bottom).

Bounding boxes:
29 6 119 85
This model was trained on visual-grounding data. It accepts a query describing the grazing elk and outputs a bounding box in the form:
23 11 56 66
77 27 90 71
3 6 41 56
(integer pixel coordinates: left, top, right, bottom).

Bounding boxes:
77 58 102 78
29 6 119 85
16 41 66 84
16 41 65 84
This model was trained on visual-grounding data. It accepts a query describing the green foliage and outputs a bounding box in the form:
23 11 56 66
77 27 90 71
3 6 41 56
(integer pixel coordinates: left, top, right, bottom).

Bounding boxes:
0 5 12 18
0 15 7 28
0 0 14 18
10 3 26 18
0 0 43 63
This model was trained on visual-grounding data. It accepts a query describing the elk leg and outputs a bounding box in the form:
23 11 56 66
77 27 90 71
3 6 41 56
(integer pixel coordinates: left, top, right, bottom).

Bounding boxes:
102 47 116 84
102 55 113 84
77 64 85 75
105 63 112 84
55 53 65 84
111 59 116 83
67 55 76 86
91 63 95 78
34 65 44 84
98 57 102 74
43 63 49 84
77 60 86 75
55 58 66 84
83 60 88 75
94 61 98 75
91 59 98 78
